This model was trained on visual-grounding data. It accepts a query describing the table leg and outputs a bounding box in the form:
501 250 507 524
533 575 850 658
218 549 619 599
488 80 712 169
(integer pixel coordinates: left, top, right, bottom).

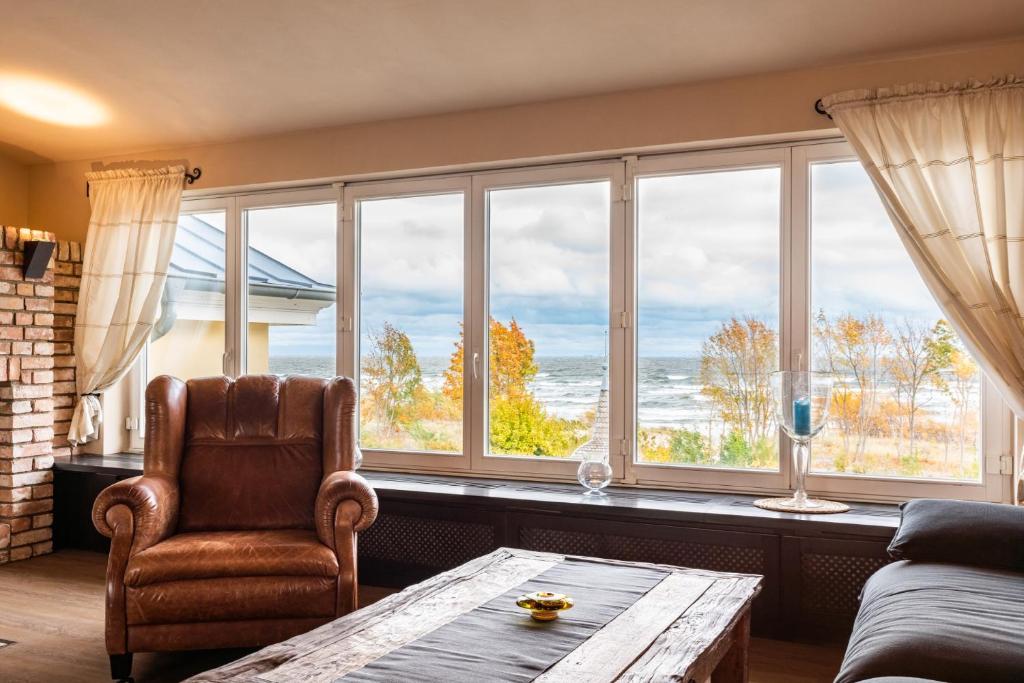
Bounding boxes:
710 610 751 683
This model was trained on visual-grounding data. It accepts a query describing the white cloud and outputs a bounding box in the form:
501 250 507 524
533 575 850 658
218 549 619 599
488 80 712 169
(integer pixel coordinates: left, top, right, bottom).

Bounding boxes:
243 161 948 361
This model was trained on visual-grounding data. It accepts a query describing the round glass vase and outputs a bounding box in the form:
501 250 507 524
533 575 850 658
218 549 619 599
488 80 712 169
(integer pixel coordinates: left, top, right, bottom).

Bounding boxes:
768 370 833 511
577 456 612 496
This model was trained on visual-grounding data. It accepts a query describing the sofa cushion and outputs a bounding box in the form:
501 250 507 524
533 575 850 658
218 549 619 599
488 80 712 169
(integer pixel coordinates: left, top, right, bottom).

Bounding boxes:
124 529 339 586
888 499 1024 571
835 561 1024 683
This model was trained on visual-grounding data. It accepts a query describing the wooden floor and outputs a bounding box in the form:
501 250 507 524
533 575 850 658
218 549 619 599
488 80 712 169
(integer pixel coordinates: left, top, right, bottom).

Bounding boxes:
0 551 843 682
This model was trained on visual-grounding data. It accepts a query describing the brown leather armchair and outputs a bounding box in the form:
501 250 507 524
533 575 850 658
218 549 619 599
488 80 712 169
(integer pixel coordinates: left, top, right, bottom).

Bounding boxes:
92 375 378 682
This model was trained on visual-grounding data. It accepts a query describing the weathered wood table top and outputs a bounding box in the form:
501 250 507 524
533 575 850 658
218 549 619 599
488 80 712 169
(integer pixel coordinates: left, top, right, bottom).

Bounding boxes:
190 548 762 683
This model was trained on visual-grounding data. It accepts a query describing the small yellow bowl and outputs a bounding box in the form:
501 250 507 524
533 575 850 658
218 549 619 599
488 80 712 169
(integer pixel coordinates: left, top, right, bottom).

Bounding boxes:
516 591 574 621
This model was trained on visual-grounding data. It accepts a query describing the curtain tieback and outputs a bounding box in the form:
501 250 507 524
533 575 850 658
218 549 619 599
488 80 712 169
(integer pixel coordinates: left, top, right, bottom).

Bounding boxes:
69 394 103 446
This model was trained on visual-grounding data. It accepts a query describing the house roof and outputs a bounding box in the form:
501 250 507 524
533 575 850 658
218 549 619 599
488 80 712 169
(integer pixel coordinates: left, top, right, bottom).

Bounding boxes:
170 214 335 301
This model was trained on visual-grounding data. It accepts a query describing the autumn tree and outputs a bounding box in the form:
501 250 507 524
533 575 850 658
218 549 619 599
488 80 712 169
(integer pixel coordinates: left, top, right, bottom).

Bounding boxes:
886 319 954 456
444 317 577 456
699 317 777 452
814 311 890 465
946 337 979 471
443 317 539 402
363 322 423 434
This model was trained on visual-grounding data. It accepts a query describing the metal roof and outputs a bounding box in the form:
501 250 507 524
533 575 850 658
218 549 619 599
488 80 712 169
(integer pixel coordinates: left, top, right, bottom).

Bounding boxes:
170 214 335 300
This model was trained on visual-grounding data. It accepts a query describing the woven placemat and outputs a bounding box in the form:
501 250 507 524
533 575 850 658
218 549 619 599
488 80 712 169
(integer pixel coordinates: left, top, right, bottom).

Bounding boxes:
753 497 849 514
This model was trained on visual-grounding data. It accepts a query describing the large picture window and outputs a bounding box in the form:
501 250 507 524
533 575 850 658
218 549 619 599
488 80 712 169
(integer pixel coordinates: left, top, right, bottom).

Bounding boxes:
356 191 465 454
134 142 1009 502
809 160 981 481
635 165 781 472
485 180 610 460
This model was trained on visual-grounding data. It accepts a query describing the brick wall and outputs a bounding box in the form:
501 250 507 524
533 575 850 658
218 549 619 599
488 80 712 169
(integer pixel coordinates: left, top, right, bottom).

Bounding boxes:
0 228 80 564
52 241 81 460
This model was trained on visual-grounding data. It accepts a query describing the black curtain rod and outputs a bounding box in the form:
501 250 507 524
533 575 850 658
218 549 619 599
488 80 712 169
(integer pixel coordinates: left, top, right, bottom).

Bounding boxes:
814 99 832 120
86 167 202 198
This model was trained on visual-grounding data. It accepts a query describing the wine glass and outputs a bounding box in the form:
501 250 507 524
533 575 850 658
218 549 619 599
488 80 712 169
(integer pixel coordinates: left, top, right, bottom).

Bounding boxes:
769 370 833 511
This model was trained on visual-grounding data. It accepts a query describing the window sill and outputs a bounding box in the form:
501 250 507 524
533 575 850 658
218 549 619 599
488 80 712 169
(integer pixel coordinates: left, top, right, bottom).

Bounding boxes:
54 453 899 538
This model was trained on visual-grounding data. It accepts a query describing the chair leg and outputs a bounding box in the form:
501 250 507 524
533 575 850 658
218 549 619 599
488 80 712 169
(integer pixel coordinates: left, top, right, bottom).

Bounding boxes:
109 653 133 682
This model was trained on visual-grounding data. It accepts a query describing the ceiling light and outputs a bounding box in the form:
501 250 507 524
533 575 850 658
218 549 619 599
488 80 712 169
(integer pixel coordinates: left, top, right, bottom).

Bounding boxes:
0 74 107 127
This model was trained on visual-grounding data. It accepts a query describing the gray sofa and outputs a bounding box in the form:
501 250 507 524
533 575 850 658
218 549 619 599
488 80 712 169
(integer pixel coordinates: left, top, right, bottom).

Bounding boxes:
835 499 1024 683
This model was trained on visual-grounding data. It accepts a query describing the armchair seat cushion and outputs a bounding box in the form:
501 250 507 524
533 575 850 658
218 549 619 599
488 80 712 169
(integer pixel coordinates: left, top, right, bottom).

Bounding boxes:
124 529 339 587
126 576 337 625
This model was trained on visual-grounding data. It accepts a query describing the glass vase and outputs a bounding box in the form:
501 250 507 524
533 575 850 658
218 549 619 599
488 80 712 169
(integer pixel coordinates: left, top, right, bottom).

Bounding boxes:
577 458 612 496
769 370 833 511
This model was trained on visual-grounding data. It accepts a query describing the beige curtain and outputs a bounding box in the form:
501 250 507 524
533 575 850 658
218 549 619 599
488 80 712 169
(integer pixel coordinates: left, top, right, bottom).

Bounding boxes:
821 77 1024 420
69 166 184 445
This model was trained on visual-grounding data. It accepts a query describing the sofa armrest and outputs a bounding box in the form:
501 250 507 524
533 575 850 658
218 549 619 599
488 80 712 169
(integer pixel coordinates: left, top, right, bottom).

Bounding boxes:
888 498 1024 571
92 475 179 554
315 471 378 546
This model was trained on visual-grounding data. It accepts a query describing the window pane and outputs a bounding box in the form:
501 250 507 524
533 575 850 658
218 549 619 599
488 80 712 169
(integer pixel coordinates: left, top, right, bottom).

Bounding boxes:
358 193 464 453
148 210 226 382
486 181 610 459
636 167 781 470
811 161 981 481
246 203 337 377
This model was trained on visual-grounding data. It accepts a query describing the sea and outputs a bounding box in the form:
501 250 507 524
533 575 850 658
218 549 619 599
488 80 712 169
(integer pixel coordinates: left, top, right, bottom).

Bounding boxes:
269 355 712 428
268 355 971 431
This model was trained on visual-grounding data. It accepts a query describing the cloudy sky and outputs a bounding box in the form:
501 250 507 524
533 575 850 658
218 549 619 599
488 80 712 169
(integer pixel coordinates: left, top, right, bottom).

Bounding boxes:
246 202 337 356
213 159 945 363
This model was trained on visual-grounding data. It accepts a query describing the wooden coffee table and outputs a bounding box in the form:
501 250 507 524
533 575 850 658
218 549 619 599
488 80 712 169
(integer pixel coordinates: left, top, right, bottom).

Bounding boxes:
191 548 762 683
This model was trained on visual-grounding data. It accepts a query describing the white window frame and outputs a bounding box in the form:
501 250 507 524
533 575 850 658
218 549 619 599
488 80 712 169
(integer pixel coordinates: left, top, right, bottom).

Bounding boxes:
624 147 792 493
341 162 626 481
124 138 1013 503
341 175 474 473
469 162 626 481
794 141 1010 503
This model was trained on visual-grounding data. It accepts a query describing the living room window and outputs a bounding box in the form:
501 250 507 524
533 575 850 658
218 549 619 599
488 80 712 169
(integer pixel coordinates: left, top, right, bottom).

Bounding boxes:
634 159 782 473
482 174 612 464
352 185 466 456
131 142 1010 502
244 201 337 378
808 159 982 482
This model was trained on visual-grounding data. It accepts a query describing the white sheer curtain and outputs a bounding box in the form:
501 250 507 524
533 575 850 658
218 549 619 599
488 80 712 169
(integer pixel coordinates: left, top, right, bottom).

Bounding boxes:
69 166 184 446
821 77 1024 420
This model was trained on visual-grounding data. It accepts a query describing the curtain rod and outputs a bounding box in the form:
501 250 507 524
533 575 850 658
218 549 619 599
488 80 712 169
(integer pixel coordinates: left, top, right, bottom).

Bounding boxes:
814 99 832 120
85 167 202 198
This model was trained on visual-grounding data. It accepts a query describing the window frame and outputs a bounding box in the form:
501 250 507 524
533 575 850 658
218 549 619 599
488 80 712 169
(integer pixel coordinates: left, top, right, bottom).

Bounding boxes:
341 175 474 473
125 139 1013 503
794 141 1010 503
236 187 339 378
624 147 792 493
468 162 626 481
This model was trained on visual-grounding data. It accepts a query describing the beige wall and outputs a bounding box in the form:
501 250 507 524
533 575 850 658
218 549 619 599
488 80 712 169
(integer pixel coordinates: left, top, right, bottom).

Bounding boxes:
26 38 1024 243
0 153 28 227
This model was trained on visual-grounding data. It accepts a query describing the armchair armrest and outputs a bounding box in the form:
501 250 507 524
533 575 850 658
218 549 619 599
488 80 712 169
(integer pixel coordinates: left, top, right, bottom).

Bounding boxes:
888 499 1024 571
315 471 378 546
92 475 179 554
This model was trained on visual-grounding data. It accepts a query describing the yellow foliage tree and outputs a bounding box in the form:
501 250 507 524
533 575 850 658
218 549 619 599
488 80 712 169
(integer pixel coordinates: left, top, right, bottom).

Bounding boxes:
699 317 777 450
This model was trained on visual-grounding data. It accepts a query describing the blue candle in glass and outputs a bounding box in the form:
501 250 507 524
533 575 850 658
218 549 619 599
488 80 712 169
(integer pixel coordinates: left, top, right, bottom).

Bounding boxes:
793 397 811 437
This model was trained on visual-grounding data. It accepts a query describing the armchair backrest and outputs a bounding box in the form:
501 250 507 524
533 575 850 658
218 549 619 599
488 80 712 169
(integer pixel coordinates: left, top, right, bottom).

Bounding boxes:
143 374 358 532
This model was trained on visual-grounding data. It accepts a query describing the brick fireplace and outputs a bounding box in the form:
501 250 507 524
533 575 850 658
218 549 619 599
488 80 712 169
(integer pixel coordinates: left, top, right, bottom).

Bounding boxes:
0 228 80 564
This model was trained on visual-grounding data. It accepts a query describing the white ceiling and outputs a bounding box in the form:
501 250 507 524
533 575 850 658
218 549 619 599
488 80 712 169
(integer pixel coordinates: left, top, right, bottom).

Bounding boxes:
2 0 1024 163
